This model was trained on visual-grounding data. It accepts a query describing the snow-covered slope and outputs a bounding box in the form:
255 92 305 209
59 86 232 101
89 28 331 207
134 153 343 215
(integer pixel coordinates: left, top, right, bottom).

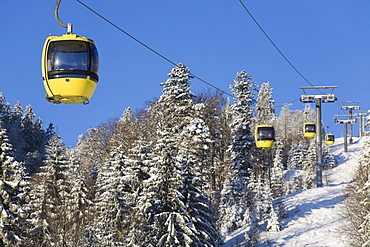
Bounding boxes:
222 137 363 247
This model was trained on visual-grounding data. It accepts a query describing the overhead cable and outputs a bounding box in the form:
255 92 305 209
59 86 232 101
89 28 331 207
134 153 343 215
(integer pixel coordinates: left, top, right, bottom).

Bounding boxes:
76 0 302 106
237 0 322 92
75 0 233 97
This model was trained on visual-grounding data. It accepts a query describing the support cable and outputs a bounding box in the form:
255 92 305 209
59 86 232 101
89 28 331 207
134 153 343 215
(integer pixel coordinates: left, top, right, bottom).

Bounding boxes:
238 0 346 122
238 0 322 92
76 0 304 107
76 0 233 97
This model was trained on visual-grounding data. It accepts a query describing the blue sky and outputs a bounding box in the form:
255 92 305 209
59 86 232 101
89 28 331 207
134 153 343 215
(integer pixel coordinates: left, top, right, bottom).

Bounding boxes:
1 1 369 147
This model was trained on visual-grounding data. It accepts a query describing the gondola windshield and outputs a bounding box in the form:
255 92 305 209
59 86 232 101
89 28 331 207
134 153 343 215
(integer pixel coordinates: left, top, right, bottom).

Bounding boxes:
305 124 316 133
326 134 334 142
257 127 275 140
47 40 99 82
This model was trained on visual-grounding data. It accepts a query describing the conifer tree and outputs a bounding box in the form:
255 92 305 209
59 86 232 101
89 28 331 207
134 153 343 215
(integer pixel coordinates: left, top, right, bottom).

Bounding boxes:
149 63 196 138
341 137 370 246
0 93 11 124
7 101 27 162
218 70 257 236
212 98 233 204
65 155 94 245
93 146 128 246
266 205 281 232
21 105 47 173
137 63 221 246
358 176 370 246
270 141 285 198
156 156 189 246
28 134 71 245
123 140 153 246
141 137 200 247
195 90 227 202
110 107 138 153
177 119 221 246
21 105 37 154
255 81 276 125
322 143 335 169
0 128 29 245
285 142 306 194
302 140 316 189
228 70 257 176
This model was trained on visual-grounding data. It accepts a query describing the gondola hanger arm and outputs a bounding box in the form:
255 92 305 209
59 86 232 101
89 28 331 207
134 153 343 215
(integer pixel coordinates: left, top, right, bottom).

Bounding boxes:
54 0 73 34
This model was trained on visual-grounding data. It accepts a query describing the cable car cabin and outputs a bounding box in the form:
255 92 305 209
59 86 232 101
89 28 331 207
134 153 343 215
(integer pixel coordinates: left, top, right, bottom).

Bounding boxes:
255 125 275 149
303 123 316 138
42 34 99 104
325 134 335 146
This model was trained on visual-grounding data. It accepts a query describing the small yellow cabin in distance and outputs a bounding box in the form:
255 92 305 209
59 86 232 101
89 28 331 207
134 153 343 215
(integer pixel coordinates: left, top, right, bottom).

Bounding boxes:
325 134 335 145
255 125 275 149
303 123 316 138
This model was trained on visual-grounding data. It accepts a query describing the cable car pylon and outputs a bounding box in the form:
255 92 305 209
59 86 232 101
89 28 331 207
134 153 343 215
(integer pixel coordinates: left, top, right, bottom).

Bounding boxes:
300 86 337 187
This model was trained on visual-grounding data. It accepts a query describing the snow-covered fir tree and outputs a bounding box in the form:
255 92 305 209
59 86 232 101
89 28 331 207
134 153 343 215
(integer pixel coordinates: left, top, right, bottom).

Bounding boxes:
140 136 193 246
21 105 46 155
93 146 128 246
358 177 370 247
255 81 276 125
210 97 233 210
149 63 196 139
266 204 281 232
247 176 273 241
0 93 11 124
195 90 228 204
28 134 72 245
135 63 221 246
177 119 221 246
248 178 271 218
65 155 94 246
301 140 316 189
110 107 138 153
0 96 50 173
0 128 29 245
322 143 336 169
218 70 257 237
123 140 153 246
270 141 285 198
343 137 370 246
6 101 27 162
285 141 306 194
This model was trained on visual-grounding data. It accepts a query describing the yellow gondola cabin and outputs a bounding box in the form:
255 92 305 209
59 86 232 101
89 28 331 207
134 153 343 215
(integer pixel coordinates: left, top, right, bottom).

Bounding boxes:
42 34 99 104
303 123 316 138
325 134 335 145
255 125 275 149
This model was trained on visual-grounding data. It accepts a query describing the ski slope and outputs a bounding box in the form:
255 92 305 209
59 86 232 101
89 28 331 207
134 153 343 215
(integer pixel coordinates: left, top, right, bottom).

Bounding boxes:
222 137 364 246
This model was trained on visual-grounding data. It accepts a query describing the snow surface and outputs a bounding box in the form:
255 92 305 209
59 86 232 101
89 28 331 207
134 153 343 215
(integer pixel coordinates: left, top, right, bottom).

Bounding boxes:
222 137 363 247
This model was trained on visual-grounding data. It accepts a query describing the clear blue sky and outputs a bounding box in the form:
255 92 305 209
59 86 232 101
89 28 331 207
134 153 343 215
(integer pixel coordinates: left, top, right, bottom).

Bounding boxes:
1 1 369 147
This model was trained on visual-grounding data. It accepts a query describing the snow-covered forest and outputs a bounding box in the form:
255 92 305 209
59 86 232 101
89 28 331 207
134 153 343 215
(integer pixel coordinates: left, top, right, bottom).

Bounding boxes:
0 63 367 246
